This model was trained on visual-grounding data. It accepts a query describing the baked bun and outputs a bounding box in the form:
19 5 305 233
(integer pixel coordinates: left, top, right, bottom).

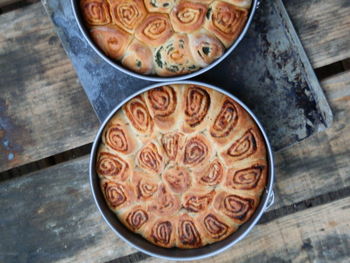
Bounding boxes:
80 0 252 76
96 84 269 249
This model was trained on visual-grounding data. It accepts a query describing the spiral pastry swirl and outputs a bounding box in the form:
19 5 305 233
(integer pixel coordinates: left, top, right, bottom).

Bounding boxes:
227 128 257 159
147 86 177 119
135 14 174 47
222 194 254 221
154 34 198 76
163 167 191 193
170 1 207 33
108 0 147 33
103 123 129 153
199 159 223 186
161 132 183 161
203 214 229 239
122 40 154 74
102 181 128 208
124 95 153 134
205 1 248 47
90 25 131 60
184 86 210 128
81 0 111 25
227 165 264 190
151 221 173 247
126 208 149 230
96 152 129 181
178 218 202 247
210 98 238 138
138 142 163 173
183 135 209 167
137 179 158 199
183 190 215 212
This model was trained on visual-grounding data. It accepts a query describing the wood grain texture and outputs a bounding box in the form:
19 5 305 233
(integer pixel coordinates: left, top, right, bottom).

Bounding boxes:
143 196 350 263
0 70 349 262
0 2 99 172
285 0 350 68
321 71 350 101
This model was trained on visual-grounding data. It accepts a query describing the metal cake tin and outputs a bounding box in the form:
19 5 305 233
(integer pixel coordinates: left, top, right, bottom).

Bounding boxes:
72 0 259 82
89 81 275 261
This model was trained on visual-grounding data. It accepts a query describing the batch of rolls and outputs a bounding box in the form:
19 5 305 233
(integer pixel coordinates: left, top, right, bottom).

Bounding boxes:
80 0 251 76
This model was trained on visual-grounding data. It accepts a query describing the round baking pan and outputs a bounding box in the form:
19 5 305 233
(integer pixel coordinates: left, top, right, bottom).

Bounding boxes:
89 81 275 261
72 0 259 82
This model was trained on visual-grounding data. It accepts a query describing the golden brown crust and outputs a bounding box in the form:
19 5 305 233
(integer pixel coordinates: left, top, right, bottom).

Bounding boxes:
96 85 268 249
121 39 154 74
204 1 248 48
135 13 174 47
90 25 132 60
222 0 252 9
154 33 199 77
144 0 179 14
170 1 207 33
107 0 147 34
80 0 111 26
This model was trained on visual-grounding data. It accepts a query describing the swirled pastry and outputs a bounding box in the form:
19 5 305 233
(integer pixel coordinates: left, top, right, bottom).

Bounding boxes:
81 0 111 25
90 25 131 60
96 84 268 248
80 0 251 76
204 1 248 47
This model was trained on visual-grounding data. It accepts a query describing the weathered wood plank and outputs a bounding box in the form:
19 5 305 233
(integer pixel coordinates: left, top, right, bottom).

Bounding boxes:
321 71 350 101
143 196 350 263
0 3 99 172
0 0 18 7
0 72 349 262
285 0 350 68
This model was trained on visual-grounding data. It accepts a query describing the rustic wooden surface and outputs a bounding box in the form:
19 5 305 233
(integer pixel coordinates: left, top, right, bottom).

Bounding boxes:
0 0 349 262
284 0 350 68
0 3 99 172
0 73 349 262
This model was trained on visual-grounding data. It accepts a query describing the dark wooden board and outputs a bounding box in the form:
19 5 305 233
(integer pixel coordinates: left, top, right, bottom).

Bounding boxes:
0 69 349 262
0 3 99 172
42 0 332 151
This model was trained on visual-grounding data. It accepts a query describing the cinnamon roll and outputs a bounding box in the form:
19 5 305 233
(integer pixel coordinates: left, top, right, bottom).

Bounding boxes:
170 1 207 33
131 171 159 200
121 39 154 74
90 25 132 60
96 150 130 181
214 191 256 224
196 158 224 186
204 1 248 47
144 0 178 14
108 0 147 33
161 132 184 162
100 179 135 209
80 0 111 26
154 34 199 77
177 214 202 248
226 164 267 192
145 86 179 130
149 218 177 248
183 85 211 131
123 95 154 135
137 142 164 174
124 206 149 231
135 13 174 47
163 166 191 193
182 134 212 168
189 29 225 67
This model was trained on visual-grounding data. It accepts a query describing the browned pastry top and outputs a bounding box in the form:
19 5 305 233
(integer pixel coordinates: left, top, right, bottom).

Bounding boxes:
96 84 268 248
80 0 251 76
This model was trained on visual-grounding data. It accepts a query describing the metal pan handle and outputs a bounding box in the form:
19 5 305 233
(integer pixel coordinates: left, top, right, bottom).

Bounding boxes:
264 190 275 211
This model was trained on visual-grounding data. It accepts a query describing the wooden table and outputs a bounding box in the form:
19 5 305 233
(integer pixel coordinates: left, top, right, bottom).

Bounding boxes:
0 0 349 262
